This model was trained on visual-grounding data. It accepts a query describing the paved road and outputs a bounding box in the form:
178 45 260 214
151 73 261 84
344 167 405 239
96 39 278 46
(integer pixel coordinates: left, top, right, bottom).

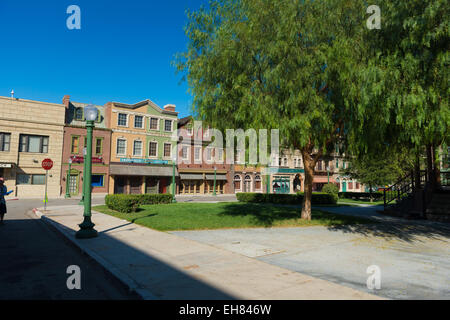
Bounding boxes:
172 205 450 300
0 198 137 300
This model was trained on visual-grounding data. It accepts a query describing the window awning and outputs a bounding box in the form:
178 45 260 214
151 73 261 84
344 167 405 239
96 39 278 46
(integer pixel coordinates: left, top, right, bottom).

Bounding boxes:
110 164 177 177
205 174 227 181
179 173 204 180
313 177 334 183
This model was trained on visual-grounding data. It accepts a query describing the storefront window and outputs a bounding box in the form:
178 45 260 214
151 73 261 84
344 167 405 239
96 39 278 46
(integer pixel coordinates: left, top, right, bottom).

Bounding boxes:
92 175 104 187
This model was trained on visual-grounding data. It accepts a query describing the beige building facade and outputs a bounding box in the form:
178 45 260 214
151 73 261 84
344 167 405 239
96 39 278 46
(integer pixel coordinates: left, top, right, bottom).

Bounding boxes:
0 96 65 199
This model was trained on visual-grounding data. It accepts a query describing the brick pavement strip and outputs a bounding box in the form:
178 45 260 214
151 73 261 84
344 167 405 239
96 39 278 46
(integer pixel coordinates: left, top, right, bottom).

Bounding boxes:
33 205 384 300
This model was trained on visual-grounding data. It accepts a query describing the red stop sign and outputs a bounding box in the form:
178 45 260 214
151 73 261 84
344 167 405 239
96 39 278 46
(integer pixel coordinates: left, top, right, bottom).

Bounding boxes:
42 158 54 170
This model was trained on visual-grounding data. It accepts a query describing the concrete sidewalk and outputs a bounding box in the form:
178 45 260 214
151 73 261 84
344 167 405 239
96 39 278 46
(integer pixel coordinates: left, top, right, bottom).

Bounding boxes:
33 205 383 300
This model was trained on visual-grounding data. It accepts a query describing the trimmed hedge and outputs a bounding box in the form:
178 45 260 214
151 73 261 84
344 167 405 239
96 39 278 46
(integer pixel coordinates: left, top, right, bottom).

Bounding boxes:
105 194 173 213
236 192 337 205
338 191 384 200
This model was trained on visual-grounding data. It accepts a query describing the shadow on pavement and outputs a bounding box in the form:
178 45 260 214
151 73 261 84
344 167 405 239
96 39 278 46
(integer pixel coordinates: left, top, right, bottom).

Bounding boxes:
0 218 135 299
326 219 450 243
46 218 237 300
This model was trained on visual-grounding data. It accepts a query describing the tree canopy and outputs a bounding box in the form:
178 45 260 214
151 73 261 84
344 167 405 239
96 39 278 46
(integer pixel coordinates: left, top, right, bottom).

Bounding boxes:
176 0 370 219
175 0 449 218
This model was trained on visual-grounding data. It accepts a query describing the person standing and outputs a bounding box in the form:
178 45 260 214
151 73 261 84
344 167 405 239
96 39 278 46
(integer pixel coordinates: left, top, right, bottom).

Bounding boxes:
0 178 13 225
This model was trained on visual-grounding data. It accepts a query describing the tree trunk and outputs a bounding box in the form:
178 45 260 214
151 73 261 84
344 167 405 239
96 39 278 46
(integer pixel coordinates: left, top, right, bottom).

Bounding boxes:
426 144 435 191
414 154 421 189
301 149 316 220
369 183 373 202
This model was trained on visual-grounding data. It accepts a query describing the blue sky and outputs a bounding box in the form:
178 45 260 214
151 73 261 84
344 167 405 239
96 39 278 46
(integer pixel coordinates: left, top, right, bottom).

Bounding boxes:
0 0 208 118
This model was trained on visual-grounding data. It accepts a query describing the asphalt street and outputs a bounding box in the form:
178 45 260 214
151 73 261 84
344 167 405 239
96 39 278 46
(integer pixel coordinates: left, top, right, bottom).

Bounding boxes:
0 198 137 300
172 205 450 300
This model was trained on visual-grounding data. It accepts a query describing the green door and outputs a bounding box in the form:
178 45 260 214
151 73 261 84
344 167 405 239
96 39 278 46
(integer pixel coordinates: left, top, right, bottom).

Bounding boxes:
342 182 347 192
69 175 78 195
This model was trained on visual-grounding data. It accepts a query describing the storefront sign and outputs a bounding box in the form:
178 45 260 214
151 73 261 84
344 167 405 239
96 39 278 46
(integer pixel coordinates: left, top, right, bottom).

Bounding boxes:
71 156 103 164
262 168 305 174
0 163 13 168
119 158 169 165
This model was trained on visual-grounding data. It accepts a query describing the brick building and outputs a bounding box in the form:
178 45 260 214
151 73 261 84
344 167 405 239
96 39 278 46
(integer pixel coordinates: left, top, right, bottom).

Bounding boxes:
177 117 232 194
60 96 112 196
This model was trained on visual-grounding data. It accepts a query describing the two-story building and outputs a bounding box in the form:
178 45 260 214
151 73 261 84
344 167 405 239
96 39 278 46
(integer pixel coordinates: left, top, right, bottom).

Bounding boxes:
264 149 305 194
105 99 178 194
0 96 65 198
60 96 112 196
177 117 232 194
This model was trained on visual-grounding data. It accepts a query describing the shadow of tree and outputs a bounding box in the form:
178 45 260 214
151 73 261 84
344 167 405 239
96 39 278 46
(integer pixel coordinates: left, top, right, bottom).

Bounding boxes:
327 219 450 243
216 203 367 228
217 203 300 227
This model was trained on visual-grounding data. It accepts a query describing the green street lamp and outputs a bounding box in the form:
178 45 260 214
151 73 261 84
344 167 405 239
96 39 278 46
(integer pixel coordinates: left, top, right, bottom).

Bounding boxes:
172 155 177 203
79 147 87 205
65 157 72 198
327 165 330 184
76 104 98 239
213 166 217 196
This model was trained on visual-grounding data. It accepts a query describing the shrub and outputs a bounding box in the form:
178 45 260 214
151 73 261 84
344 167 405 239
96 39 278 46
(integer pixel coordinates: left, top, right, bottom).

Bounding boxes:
237 192 336 205
138 194 173 205
321 183 339 203
105 194 141 213
105 194 173 213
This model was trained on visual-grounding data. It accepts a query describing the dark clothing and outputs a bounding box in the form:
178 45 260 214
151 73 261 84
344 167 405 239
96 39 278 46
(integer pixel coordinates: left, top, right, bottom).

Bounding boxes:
0 202 6 215
0 185 8 215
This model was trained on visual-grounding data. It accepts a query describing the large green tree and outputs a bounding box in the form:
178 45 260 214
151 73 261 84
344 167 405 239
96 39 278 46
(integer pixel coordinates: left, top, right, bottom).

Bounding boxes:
353 0 449 189
176 0 370 219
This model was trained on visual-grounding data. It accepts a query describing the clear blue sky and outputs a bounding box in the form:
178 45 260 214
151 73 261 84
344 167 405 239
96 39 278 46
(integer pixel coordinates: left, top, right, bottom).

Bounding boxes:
0 0 207 118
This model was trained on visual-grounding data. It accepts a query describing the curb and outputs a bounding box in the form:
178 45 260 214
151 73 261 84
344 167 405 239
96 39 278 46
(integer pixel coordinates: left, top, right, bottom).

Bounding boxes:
32 208 158 300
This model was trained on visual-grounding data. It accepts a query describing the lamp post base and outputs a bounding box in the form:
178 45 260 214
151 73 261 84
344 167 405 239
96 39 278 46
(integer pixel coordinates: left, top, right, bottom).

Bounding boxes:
78 197 84 206
75 216 98 239
65 194 71 199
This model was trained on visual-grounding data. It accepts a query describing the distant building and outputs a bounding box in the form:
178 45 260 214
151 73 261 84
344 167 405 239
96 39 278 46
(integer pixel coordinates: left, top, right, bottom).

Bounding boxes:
233 164 266 193
177 117 233 194
105 100 178 194
0 96 65 198
264 149 305 194
60 96 112 196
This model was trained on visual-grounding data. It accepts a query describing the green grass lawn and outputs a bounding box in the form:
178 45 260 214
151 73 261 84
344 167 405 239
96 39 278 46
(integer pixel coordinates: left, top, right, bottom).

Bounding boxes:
338 199 384 205
93 202 373 231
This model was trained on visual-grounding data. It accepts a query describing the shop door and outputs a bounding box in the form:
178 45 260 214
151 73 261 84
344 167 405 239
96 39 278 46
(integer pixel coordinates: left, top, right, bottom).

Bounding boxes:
130 177 142 194
114 176 126 194
69 175 78 194
159 178 168 194
146 177 159 194
244 180 251 192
